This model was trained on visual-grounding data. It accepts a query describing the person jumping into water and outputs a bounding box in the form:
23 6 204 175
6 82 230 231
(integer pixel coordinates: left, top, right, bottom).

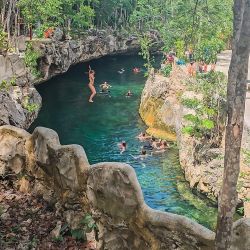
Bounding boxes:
88 65 96 103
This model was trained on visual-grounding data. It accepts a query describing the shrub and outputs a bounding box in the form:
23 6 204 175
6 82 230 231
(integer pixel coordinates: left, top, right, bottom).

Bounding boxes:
161 64 172 77
22 97 40 113
24 42 41 78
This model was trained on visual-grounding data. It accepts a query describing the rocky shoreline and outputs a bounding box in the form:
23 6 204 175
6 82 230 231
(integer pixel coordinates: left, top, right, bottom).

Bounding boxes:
139 64 250 210
0 30 162 129
1 124 249 249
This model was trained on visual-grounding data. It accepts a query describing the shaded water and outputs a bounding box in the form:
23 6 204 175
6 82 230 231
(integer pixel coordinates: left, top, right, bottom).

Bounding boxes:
30 55 217 229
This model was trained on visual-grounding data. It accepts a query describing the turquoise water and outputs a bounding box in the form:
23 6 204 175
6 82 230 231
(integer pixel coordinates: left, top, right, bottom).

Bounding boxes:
30 55 217 229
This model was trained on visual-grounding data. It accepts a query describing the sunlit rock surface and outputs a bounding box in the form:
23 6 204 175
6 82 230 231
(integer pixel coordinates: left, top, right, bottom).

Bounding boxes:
139 64 250 203
0 125 220 250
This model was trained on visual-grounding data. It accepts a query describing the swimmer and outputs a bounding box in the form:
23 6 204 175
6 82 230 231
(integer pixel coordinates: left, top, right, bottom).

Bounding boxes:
118 68 125 74
154 141 169 153
136 132 151 141
118 141 126 154
100 81 112 92
133 67 140 73
125 90 133 97
142 141 154 150
88 66 96 103
130 149 152 161
151 137 159 149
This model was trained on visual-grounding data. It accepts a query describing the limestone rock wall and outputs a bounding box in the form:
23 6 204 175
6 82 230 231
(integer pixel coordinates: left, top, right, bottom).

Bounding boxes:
139 66 250 202
0 125 220 250
1 125 249 249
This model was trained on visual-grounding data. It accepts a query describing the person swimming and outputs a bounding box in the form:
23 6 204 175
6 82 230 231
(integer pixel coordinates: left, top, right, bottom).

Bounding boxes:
88 66 96 103
100 81 112 93
133 67 140 73
118 141 126 154
118 68 125 74
151 137 159 149
125 90 133 97
136 132 151 141
153 141 169 153
130 149 152 161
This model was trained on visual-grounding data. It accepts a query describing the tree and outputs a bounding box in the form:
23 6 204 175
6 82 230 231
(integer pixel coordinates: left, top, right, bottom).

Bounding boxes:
215 0 250 249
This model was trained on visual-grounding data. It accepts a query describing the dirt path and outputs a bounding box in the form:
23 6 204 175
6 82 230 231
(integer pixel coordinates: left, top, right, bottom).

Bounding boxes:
216 50 250 127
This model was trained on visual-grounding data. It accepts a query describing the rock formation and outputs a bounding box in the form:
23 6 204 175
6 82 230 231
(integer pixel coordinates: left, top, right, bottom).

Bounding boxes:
0 125 249 249
139 66 250 204
0 30 162 129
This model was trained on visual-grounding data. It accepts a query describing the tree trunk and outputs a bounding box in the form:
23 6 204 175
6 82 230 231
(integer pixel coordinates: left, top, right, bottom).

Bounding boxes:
215 0 250 249
1 0 7 26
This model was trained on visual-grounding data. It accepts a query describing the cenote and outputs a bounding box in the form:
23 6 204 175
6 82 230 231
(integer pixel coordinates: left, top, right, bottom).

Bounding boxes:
30 54 217 229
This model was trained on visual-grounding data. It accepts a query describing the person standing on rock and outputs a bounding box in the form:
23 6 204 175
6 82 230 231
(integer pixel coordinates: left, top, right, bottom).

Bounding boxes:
88 66 96 103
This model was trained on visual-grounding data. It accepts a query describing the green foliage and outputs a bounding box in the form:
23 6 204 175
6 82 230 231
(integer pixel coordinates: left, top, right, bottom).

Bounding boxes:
24 42 41 78
195 38 225 64
18 0 62 26
0 77 17 92
242 149 250 166
182 113 215 138
237 206 244 215
9 77 16 86
0 80 8 90
53 235 64 243
130 0 233 54
0 26 8 52
70 213 98 242
161 64 172 77
192 71 227 104
181 71 226 139
175 40 185 60
139 34 154 75
18 0 97 33
23 97 40 113
181 97 201 109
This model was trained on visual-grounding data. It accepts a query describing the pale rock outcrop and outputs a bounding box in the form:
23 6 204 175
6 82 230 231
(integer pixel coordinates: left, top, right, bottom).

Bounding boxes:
0 86 41 129
1 125 250 249
139 67 223 198
139 65 250 202
0 125 218 249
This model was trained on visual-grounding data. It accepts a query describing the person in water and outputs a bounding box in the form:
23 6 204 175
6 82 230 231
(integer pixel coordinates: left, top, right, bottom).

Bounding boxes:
154 141 169 153
126 90 133 97
118 141 127 154
100 81 112 93
151 137 158 149
130 149 152 161
136 132 151 141
88 66 96 102
118 68 125 74
133 67 140 73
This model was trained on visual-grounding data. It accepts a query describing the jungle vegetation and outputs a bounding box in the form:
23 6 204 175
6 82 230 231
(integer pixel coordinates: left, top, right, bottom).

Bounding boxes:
0 0 233 53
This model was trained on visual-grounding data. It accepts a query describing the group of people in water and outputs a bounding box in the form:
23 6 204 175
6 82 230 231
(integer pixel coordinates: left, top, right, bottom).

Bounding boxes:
118 132 169 162
87 65 140 102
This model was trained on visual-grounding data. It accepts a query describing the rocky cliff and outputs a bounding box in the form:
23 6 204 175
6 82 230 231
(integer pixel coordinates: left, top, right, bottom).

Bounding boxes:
139 66 250 206
0 30 162 129
1 125 250 250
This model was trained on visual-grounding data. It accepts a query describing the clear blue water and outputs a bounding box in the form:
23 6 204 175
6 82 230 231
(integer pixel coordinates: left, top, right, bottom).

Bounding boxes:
30 55 217 229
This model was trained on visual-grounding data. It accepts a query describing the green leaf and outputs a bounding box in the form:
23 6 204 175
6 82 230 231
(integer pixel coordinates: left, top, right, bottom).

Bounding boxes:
201 119 214 129
182 126 194 135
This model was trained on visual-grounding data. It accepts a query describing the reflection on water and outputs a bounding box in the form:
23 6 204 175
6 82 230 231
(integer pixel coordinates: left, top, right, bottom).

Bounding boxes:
30 55 217 229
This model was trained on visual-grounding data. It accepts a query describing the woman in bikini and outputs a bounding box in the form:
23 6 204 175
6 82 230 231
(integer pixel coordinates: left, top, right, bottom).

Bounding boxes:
88 66 96 103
